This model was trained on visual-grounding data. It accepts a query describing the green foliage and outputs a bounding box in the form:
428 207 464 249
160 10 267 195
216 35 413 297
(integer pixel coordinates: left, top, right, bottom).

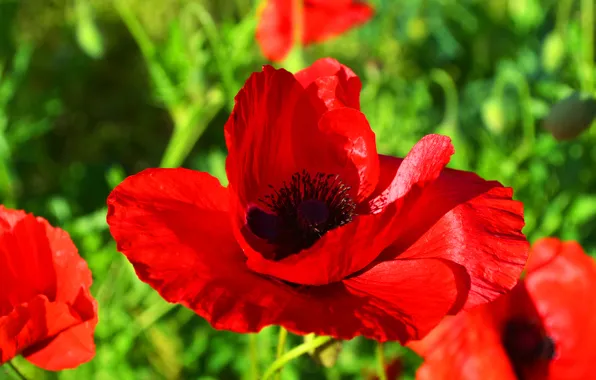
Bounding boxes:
1 0 595 378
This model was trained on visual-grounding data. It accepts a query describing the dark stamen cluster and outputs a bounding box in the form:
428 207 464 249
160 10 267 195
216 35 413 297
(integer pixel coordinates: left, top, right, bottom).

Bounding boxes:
502 319 555 378
255 170 356 259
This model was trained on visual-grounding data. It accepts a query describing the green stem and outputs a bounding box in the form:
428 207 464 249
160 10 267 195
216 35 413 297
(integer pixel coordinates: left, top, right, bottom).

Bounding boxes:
493 68 535 162
249 334 260 380
184 3 237 108
273 327 288 380
282 0 305 71
7 361 27 380
581 0 594 94
555 0 574 36
430 69 470 169
376 342 388 380
159 89 224 168
262 335 333 380
430 69 459 131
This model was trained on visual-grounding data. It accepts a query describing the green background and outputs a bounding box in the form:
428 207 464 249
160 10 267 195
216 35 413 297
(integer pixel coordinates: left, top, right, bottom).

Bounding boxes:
1 0 595 379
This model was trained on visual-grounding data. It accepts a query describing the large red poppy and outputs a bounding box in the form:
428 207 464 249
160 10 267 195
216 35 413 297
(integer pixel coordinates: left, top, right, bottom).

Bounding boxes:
256 0 374 61
410 237 596 379
107 58 528 343
0 206 97 370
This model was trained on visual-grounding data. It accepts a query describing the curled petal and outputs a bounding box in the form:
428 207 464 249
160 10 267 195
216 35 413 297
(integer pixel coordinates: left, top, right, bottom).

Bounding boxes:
225 65 303 208
293 108 379 202
0 295 88 368
378 155 528 309
343 258 461 342
366 135 454 213
295 57 361 109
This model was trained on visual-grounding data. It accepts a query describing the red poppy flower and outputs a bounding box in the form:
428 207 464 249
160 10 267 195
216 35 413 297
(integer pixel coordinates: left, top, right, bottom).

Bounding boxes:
0 206 97 370
106 58 528 343
410 237 596 380
256 0 374 61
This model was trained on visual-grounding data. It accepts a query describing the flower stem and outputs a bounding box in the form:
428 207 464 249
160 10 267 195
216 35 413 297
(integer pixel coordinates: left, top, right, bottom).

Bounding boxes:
274 327 289 379
282 0 305 72
7 361 28 380
262 335 333 380
376 342 388 380
581 0 594 94
249 334 260 380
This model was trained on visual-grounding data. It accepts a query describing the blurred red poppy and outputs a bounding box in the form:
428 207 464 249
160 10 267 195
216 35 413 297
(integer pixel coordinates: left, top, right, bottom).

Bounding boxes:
410 237 596 379
0 206 97 370
257 0 374 61
107 58 528 343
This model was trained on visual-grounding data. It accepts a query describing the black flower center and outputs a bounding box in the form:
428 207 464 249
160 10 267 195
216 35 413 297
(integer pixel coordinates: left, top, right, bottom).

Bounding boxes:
247 171 356 260
502 319 555 378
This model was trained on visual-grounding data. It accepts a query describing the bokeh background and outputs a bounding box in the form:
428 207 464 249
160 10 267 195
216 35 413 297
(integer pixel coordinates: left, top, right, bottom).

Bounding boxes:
1 0 595 379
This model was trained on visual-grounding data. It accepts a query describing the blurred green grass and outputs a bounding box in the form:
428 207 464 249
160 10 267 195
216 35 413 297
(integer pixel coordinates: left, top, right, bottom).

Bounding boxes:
1 0 595 379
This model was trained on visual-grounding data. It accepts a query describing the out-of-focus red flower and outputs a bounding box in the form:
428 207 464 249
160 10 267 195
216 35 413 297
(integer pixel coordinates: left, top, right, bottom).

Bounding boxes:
256 0 374 61
107 58 529 343
410 237 596 380
0 206 97 370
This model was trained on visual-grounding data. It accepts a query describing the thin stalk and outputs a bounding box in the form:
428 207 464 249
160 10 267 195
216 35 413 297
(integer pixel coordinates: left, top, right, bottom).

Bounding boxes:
376 342 388 380
581 0 594 94
492 69 535 162
7 361 27 380
249 334 260 380
184 3 237 106
261 335 333 380
282 0 305 72
273 327 288 380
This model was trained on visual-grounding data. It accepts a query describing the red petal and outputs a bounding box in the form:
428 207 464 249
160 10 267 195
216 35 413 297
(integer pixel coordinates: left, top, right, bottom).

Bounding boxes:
23 288 97 371
343 258 460 341
378 150 528 309
255 0 374 62
293 107 379 202
0 207 96 370
106 168 302 332
295 57 361 109
525 237 566 272
0 209 58 312
225 65 303 207
303 1 374 45
524 239 596 379
409 311 517 380
0 295 86 367
256 0 293 61
366 135 454 213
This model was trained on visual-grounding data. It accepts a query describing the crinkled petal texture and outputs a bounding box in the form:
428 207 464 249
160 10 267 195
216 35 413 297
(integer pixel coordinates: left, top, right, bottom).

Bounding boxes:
256 0 374 61
371 152 529 310
409 238 596 380
108 60 529 343
0 206 97 370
